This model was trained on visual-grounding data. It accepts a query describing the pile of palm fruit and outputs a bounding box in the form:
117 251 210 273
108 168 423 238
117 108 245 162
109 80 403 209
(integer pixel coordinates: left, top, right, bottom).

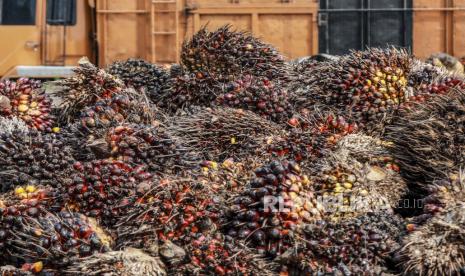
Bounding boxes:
1 25 465 276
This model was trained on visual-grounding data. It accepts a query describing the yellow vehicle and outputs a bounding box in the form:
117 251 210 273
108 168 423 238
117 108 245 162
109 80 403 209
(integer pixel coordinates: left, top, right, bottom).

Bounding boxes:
0 0 93 79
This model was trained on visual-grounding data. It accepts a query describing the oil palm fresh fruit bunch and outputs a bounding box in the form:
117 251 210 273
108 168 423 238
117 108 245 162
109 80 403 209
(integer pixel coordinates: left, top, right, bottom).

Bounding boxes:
0 129 75 192
60 160 153 227
279 212 405 275
224 160 324 258
216 75 292 123
107 58 169 102
167 108 283 161
0 117 29 135
116 177 225 247
157 72 219 114
384 91 465 188
53 58 125 124
292 48 412 131
78 90 158 132
0 211 112 270
407 60 465 103
64 248 167 276
173 233 276 275
197 158 262 197
268 113 358 164
102 124 194 174
397 201 465 276
0 78 54 132
181 25 287 82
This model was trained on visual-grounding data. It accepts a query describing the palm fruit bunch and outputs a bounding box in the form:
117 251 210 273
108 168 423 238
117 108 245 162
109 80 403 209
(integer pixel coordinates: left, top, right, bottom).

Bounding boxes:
197 158 261 197
407 60 465 103
0 129 75 192
0 211 112 270
181 25 287 82
59 159 153 227
116 177 224 247
279 212 405 275
0 117 29 135
216 75 292 123
78 90 157 133
397 202 465 276
293 48 412 131
384 91 465 188
64 248 167 276
167 108 283 161
107 58 169 102
53 58 125 124
310 133 406 220
268 113 358 164
173 233 276 275
157 72 219 114
0 78 54 132
99 124 193 174
224 160 324 258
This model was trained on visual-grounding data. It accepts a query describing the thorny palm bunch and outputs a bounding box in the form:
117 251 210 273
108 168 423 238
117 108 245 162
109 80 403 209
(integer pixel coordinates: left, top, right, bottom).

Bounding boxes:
279 212 406 275
107 58 169 102
78 88 159 133
0 78 54 132
216 75 293 123
59 160 153 227
0 117 29 136
407 59 465 103
173 233 277 275
290 48 412 132
384 91 465 188
64 248 167 276
157 72 220 114
99 124 196 174
223 160 324 258
167 108 284 161
115 177 225 248
0 129 75 192
397 202 465 276
0 211 112 270
181 25 288 82
311 135 407 221
53 58 125 124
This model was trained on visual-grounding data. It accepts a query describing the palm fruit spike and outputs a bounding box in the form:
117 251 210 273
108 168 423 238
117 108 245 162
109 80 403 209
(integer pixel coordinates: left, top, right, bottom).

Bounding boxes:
102 124 194 174
79 90 158 132
115 177 224 247
407 60 465 103
64 248 167 276
269 113 358 164
216 75 292 123
167 107 283 161
295 48 412 130
0 78 54 132
61 160 152 227
0 211 112 269
0 129 75 192
181 25 287 82
397 202 465 276
224 160 324 258
107 58 169 103
0 185 60 224
279 212 405 275
197 158 262 197
384 90 465 188
0 117 29 136
53 57 124 124
157 72 219 114
173 233 276 275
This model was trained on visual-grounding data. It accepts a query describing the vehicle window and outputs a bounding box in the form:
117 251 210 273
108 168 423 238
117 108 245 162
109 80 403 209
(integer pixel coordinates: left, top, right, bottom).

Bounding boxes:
46 0 76 26
1 0 36 25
